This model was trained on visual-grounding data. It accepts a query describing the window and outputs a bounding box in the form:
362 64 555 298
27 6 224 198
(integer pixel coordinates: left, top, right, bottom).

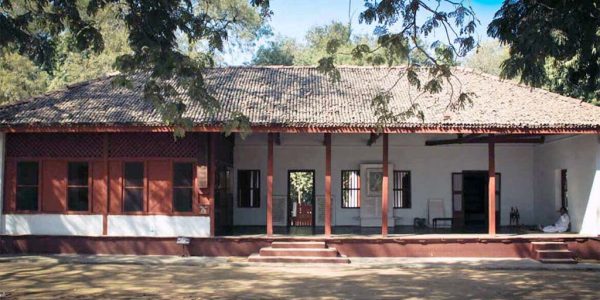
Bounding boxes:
124 162 144 212
393 171 411 208
16 161 39 211
238 170 260 208
173 163 194 212
67 162 89 211
561 169 568 209
341 170 360 208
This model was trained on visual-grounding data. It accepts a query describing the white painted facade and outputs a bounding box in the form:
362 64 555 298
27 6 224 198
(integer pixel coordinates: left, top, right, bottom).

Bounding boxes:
107 215 210 237
4 214 104 236
233 133 600 234
0 132 597 236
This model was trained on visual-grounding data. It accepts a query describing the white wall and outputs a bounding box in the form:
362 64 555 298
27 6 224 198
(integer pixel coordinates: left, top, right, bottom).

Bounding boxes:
233 133 536 227
533 135 600 234
107 215 210 237
4 214 103 236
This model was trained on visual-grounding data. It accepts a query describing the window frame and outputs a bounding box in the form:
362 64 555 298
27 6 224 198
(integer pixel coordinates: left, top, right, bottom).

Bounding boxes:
237 169 261 208
66 161 91 212
172 162 195 213
393 170 412 209
341 170 360 209
15 160 41 212
122 161 146 213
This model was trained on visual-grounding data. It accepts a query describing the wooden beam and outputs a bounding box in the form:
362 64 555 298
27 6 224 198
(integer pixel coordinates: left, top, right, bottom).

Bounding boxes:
425 135 545 146
324 133 332 237
488 142 496 236
382 133 389 237
367 133 381 146
267 133 274 236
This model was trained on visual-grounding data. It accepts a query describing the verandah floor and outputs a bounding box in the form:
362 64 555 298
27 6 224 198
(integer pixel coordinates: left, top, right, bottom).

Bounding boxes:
217 225 584 238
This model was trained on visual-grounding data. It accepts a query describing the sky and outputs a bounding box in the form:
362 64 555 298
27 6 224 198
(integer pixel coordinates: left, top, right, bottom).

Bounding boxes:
224 0 505 65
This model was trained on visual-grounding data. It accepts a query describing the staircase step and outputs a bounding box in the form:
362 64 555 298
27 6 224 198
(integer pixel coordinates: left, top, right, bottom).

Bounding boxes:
534 250 575 260
538 258 578 264
271 241 326 249
260 247 339 257
531 242 569 251
248 254 350 264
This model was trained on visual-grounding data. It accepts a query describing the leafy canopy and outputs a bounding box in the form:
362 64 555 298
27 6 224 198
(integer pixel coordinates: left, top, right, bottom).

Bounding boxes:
488 0 600 103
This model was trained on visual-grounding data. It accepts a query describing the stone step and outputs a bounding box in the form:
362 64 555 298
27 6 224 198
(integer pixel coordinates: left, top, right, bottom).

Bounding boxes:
534 250 575 260
271 241 326 249
531 242 569 251
538 258 578 264
259 247 339 257
248 254 350 264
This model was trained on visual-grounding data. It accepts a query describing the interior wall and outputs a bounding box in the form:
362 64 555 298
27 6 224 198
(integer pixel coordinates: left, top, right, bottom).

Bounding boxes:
533 135 600 234
233 133 536 227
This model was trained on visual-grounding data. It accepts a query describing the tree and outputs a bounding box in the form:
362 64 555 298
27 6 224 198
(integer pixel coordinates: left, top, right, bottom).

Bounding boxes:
1 0 269 135
463 40 509 76
488 0 600 103
251 39 295 65
0 52 49 103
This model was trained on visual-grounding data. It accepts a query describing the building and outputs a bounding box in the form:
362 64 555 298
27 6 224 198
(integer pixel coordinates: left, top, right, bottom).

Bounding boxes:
0 67 599 259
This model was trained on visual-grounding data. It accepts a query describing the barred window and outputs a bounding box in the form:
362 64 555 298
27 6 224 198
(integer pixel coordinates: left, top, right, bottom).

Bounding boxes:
341 170 360 208
393 171 411 208
124 162 144 212
67 162 89 211
238 170 260 208
16 161 39 211
173 163 194 212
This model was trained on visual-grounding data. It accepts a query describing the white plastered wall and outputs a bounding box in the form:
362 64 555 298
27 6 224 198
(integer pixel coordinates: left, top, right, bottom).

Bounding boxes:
533 135 600 234
4 214 103 236
107 215 210 237
233 133 536 227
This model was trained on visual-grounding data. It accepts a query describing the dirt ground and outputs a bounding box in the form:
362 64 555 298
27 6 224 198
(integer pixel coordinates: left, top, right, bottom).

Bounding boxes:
0 259 599 299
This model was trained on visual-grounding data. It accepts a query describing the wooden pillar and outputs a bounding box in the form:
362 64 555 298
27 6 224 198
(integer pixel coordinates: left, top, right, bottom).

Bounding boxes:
382 133 389 237
267 133 274 236
209 133 216 237
488 142 496 236
102 133 109 236
324 133 332 236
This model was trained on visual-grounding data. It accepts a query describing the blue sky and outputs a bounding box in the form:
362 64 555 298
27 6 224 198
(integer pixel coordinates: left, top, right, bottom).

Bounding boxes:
224 0 504 65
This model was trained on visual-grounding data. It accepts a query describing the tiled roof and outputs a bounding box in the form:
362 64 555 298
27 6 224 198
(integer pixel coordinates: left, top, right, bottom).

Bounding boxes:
1 66 599 131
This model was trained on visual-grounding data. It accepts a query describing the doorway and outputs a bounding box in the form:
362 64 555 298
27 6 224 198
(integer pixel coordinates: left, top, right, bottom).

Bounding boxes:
452 171 501 232
287 170 315 235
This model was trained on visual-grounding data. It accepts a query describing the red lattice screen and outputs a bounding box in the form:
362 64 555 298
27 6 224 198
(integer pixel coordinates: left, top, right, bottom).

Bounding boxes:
6 133 104 158
108 133 202 158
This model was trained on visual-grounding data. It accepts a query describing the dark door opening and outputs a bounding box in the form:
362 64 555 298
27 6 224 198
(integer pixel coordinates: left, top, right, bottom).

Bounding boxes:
463 171 488 229
287 170 315 235
452 171 501 233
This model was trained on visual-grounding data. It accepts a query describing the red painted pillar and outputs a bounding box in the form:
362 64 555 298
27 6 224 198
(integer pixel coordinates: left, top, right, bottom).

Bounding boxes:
324 133 332 237
382 133 389 237
488 142 496 236
209 133 216 237
102 133 109 236
267 133 274 236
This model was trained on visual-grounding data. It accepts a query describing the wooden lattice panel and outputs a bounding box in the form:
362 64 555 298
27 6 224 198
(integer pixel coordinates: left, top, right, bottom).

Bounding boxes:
108 133 202 158
6 133 104 158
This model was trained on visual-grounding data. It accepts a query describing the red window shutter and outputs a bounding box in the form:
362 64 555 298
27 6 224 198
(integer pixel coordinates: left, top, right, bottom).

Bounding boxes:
3 160 17 212
42 161 67 212
92 161 108 214
108 161 122 214
147 160 172 214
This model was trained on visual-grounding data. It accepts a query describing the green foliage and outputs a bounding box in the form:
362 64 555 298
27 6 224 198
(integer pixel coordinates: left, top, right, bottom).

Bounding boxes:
290 171 313 204
0 52 49 103
463 40 509 76
0 0 267 135
488 0 600 103
251 39 295 65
